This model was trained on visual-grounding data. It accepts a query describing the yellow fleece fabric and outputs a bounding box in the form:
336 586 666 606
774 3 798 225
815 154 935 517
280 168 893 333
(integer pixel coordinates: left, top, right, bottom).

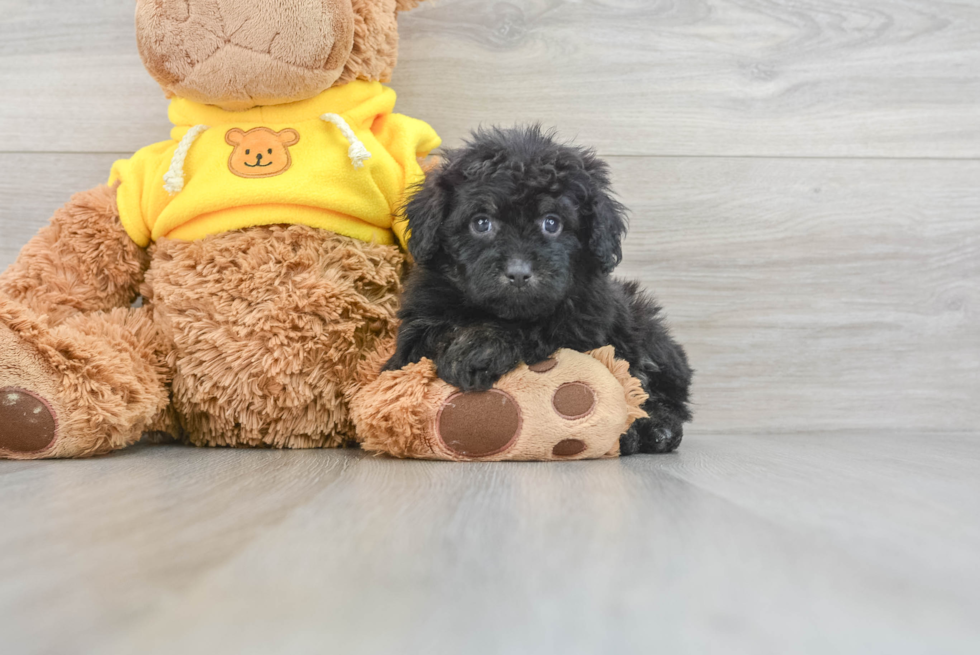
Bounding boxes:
109 81 441 248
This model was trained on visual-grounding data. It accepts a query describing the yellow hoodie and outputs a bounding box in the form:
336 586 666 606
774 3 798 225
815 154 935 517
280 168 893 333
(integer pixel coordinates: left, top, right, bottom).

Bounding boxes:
109 81 441 249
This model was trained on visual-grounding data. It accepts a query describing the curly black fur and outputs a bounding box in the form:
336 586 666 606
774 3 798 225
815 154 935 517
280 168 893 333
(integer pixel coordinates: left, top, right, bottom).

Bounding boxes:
385 126 693 454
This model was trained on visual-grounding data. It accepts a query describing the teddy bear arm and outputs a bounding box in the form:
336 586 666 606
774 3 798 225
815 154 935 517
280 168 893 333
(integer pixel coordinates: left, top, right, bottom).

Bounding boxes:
0 185 149 325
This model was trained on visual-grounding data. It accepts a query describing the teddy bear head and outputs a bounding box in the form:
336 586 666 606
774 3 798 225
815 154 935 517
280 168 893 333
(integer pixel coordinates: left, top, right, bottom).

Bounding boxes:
135 0 426 111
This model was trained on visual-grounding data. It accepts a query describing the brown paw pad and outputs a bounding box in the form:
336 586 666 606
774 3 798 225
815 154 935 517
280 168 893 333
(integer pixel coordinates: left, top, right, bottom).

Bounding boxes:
552 382 597 420
437 390 522 458
528 358 558 373
0 387 58 454
553 439 587 458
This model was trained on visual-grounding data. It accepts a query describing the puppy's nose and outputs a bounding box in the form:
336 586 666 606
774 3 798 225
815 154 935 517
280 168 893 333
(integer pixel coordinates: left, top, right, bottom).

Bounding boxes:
256 153 263 161
506 259 533 288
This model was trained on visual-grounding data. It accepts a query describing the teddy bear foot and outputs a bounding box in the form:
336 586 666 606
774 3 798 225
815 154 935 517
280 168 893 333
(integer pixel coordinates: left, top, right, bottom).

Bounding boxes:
0 387 58 455
0 324 67 459
0 308 172 460
354 347 650 462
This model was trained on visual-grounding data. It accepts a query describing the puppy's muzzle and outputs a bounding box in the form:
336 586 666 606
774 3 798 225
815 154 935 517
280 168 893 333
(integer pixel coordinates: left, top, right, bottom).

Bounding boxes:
505 258 534 289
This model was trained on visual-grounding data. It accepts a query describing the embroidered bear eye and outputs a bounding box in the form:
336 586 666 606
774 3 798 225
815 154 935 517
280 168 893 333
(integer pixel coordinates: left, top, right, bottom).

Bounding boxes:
268 149 273 154
245 149 250 155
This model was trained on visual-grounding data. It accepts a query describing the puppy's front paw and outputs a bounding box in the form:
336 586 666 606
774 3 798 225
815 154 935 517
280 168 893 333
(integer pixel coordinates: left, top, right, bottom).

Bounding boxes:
621 418 684 455
437 350 510 392
437 331 520 392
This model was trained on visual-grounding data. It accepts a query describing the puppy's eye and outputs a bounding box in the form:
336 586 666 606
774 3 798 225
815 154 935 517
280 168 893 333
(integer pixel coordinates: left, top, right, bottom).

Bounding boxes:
541 214 563 236
245 149 250 155
268 148 273 154
471 216 494 235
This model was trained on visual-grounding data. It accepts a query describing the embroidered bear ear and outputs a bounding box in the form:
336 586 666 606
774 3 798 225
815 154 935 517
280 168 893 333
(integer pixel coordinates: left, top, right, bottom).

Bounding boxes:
225 128 246 146
277 129 300 147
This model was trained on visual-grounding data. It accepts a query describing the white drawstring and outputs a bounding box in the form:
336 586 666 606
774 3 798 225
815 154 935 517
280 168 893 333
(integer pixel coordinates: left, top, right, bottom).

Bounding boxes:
320 113 372 169
163 124 209 195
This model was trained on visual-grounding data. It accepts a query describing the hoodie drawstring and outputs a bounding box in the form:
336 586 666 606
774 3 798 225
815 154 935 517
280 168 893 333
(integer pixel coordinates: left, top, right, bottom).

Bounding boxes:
163 124 209 195
320 113 372 169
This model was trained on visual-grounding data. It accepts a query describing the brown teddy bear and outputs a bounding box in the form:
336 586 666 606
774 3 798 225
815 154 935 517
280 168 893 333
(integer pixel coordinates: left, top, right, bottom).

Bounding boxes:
0 0 439 459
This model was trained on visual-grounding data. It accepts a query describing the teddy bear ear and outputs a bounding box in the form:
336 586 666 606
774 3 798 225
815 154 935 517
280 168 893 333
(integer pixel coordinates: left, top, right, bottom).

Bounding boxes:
225 129 246 146
340 0 405 84
277 129 301 147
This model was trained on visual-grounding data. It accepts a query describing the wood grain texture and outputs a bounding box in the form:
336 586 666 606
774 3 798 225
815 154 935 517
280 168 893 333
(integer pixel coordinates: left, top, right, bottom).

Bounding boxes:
3 154 977 433
1 0 979 156
0 153 120 266
0 438 978 654
613 156 980 433
2 3 980 651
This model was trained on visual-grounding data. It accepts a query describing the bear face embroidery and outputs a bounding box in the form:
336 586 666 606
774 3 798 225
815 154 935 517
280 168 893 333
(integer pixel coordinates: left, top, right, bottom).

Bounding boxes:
225 127 300 179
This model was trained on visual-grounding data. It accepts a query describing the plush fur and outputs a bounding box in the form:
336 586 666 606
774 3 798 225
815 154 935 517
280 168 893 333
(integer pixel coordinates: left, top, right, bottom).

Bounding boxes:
355 346 649 461
0 0 427 459
0 185 148 324
147 225 404 449
0 187 170 458
338 0 415 87
137 0 421 110
0 193 404 457
0 303 172 459
386 127 693 454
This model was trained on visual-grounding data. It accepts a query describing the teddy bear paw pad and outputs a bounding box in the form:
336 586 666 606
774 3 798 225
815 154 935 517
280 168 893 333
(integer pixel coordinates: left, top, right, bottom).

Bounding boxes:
437 390 522 458
552 382 597 420
528 358 558 373
0 387 58 454
552 439 587 457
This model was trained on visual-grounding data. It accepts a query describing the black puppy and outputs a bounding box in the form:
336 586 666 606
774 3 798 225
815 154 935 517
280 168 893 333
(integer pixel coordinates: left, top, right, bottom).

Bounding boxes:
385 126 692 454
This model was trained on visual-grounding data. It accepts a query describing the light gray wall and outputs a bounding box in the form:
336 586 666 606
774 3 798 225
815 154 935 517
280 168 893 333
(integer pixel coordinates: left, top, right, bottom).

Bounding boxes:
2 0 978 434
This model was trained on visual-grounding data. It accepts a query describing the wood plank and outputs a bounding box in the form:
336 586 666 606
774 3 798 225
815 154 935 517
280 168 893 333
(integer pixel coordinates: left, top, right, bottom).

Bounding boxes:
611 156 980 433
1 0 979 157
0 153 120 267
0 436 977 654
0 446 360 652
3 153 977 433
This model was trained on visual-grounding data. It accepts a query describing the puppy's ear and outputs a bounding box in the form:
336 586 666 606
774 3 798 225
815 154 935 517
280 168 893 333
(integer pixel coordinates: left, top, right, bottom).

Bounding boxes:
584 157 628 274
405 172 450 266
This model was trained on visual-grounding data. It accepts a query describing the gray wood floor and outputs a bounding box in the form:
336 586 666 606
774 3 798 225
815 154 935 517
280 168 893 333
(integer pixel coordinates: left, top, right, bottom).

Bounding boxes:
1 1 979 653
2 434 979 654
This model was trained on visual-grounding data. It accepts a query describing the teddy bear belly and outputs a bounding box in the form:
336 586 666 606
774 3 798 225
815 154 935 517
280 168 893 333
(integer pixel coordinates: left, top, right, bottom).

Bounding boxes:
144 224 405 448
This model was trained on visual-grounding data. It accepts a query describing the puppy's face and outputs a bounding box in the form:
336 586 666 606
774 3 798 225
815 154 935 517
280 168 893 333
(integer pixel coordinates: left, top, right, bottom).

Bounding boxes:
438 178 583 320
406 127 627 321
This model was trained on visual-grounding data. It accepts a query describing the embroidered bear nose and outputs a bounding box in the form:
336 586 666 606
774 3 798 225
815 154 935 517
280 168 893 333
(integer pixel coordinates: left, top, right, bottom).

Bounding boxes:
506 259 533 288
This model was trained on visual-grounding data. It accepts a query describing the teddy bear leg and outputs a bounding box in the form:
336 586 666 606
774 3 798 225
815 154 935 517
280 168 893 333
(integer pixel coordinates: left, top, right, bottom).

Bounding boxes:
0 185 163 459
0 302 173 459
